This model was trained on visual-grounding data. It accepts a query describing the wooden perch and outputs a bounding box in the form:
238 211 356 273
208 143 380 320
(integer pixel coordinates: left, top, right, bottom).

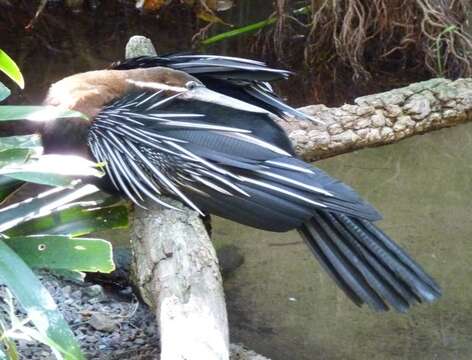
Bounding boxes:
126 35 472 360
279 78 472 161
131 198 229 360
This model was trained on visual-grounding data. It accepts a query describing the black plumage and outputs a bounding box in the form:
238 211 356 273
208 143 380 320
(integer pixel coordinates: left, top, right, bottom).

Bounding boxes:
112 54 317 123
44 54 441 312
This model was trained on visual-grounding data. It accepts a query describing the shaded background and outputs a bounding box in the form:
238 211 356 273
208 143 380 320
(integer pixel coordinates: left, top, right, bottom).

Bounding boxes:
1 1 472 359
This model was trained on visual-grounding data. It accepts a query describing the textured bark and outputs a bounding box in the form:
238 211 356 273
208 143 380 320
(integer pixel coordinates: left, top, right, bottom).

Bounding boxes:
280 78 472 161
131 199 229 360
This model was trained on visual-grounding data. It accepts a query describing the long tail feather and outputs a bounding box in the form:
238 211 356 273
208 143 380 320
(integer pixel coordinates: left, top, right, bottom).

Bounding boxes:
298 211 441 312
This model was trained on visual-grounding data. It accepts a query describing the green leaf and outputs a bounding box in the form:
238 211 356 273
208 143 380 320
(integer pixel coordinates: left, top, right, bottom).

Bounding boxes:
0 183 100 233
0 176 23 204
0 134 42 151
5 235 115 273
0 317 19 360
0 82 10 102
201 5 310 46
0 149 31 168
0 50 24 89
5 205 129 237
202 16 277 45
0 106 87 122
0 155 104 187
0 240 84 359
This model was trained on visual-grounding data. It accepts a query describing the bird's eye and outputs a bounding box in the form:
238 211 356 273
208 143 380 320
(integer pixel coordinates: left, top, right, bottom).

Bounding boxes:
185 81 199 90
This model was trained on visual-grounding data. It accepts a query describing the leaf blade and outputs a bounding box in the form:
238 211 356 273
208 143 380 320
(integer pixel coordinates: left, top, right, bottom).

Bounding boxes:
0 50 24 89
5 235 115 273
0 240 84 359
0 106 87 122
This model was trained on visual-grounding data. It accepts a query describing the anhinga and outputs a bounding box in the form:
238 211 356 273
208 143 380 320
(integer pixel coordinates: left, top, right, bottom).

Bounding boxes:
39 54 441 312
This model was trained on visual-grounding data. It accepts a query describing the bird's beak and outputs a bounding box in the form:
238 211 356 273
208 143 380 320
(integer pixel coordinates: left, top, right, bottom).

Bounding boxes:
179 87 271 115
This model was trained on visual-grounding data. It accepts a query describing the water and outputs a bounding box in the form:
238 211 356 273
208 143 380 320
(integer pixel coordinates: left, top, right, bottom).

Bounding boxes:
2 2 472 359
216 123 472 359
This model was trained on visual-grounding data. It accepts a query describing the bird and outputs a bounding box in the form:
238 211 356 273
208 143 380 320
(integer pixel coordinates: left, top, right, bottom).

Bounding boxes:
39 53 441 312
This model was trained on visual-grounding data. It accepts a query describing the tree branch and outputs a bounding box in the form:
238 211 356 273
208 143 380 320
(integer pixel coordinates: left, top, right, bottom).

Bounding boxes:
131 198 229 360
281 78 472 161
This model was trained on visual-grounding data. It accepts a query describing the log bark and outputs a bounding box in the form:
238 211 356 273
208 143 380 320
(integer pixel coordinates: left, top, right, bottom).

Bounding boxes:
280 78 472 161
131 198 229 360
127 37 230 360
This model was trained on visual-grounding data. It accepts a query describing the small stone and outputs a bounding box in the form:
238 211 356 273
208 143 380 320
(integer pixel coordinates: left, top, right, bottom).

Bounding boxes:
135 338 146 345
71 290 82 299
88 313 118 332
85 335 98 343
62 285 72 295
83 284 105 298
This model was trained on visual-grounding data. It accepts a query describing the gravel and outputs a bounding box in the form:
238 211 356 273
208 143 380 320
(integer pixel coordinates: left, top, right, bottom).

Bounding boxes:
0 272 160 359
0 271 270 359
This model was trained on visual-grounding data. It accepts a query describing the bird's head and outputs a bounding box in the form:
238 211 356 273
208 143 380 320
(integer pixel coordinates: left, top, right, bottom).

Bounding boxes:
44 67 202 119
39 67 202 156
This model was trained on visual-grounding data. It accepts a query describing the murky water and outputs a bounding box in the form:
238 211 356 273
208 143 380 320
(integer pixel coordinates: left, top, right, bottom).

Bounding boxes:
2 2 472 359
215 123 472 359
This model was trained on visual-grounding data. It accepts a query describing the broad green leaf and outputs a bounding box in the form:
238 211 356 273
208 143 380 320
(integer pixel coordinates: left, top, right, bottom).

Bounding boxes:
0 176 23 204
0 106 87 122
5 235 115 273
0 134 42 151
0 183 100 233
0 82 10 102
0 155 104 187
0 50 24 89
0 149 30 167
0 240 84 359
5 205 128 237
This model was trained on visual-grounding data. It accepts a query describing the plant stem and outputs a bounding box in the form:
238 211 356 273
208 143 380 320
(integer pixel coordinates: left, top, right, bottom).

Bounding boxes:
201 6 311 46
